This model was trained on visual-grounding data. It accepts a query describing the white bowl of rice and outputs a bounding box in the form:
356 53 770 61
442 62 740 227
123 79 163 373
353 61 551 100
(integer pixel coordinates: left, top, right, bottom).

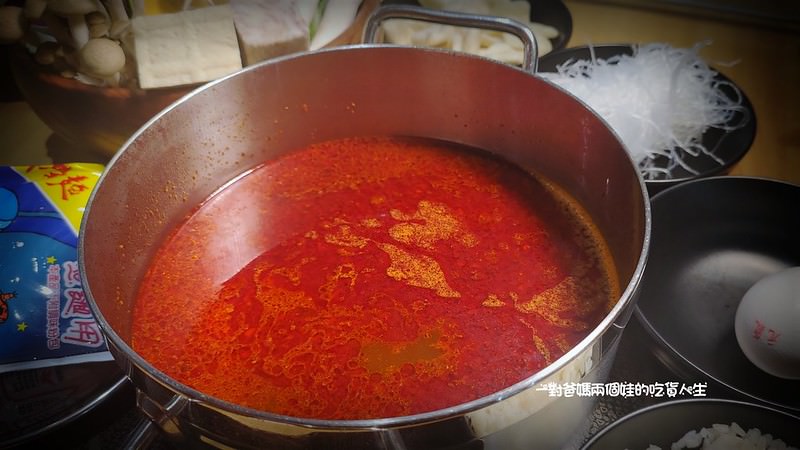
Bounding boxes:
582 398 800 450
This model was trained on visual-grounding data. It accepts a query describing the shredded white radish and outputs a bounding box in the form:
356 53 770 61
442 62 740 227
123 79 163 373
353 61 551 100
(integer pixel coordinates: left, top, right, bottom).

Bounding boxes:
310 0 361 50
539 42 748 179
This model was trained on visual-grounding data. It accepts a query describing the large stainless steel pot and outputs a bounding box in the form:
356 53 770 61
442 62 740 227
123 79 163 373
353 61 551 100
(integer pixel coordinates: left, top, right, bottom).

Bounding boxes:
79 7 650 449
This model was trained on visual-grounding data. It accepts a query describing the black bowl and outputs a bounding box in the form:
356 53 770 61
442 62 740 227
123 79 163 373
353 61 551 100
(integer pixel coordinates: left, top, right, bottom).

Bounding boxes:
634 177 800 413
538 44 757 196
528 0 573 53
583 398 800 449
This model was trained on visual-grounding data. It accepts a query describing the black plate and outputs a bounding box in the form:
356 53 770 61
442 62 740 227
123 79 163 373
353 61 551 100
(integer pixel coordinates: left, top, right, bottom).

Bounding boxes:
538 44 757 196
528 0 572 53
583 399 800 449
0 361 131 447
382 0 573 54
634 177 800 413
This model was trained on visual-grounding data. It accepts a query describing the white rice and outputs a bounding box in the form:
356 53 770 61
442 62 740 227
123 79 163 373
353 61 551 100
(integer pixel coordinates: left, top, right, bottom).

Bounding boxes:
638 422 798 450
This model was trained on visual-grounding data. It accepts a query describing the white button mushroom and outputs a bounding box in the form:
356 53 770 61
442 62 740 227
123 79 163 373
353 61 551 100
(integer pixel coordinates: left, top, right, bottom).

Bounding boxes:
33 41 76 76
101 0 129 39
35 41 61 65
24 0 48 19
46 0 99 49
86 10 109 38
41 9 77 48
0 6 26 44
79 37 125 80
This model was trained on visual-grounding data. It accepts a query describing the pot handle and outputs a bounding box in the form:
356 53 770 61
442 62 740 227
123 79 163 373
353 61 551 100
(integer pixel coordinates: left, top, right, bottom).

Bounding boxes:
124 416 159 450
122 389 189 449
362 4 539 74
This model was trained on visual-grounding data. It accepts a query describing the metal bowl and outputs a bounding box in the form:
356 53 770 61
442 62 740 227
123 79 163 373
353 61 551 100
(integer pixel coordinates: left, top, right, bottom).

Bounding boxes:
382 0 573 55
9 46 191 157
538 44 757 196
634 176 800 413
582 398 800 449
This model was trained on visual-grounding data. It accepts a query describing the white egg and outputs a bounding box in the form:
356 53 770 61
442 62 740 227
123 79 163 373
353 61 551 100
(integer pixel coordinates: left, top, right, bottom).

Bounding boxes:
734 266 800 379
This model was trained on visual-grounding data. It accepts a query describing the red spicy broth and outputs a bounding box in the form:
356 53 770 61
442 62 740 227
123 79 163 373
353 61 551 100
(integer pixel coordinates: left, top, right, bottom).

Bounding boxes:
131 136 618 420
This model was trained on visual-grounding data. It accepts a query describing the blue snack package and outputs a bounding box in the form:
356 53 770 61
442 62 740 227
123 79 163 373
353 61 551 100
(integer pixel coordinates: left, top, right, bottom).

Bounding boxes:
0 164 112 373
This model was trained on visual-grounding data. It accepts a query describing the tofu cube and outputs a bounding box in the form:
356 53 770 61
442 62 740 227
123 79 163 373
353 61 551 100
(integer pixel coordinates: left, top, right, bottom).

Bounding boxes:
230 0 310 66
132 5 243 89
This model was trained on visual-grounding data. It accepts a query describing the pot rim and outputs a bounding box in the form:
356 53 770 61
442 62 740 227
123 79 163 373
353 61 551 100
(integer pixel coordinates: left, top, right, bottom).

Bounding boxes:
79 43 651 430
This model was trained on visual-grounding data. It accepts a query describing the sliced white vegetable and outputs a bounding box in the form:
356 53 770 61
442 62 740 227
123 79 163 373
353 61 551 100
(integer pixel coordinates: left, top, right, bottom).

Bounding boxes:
230 0 309 65
309 0 359 50
382 0 558 63
24 0 47 19
67 14 90 48
294 0 319 29
130 0 145 17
